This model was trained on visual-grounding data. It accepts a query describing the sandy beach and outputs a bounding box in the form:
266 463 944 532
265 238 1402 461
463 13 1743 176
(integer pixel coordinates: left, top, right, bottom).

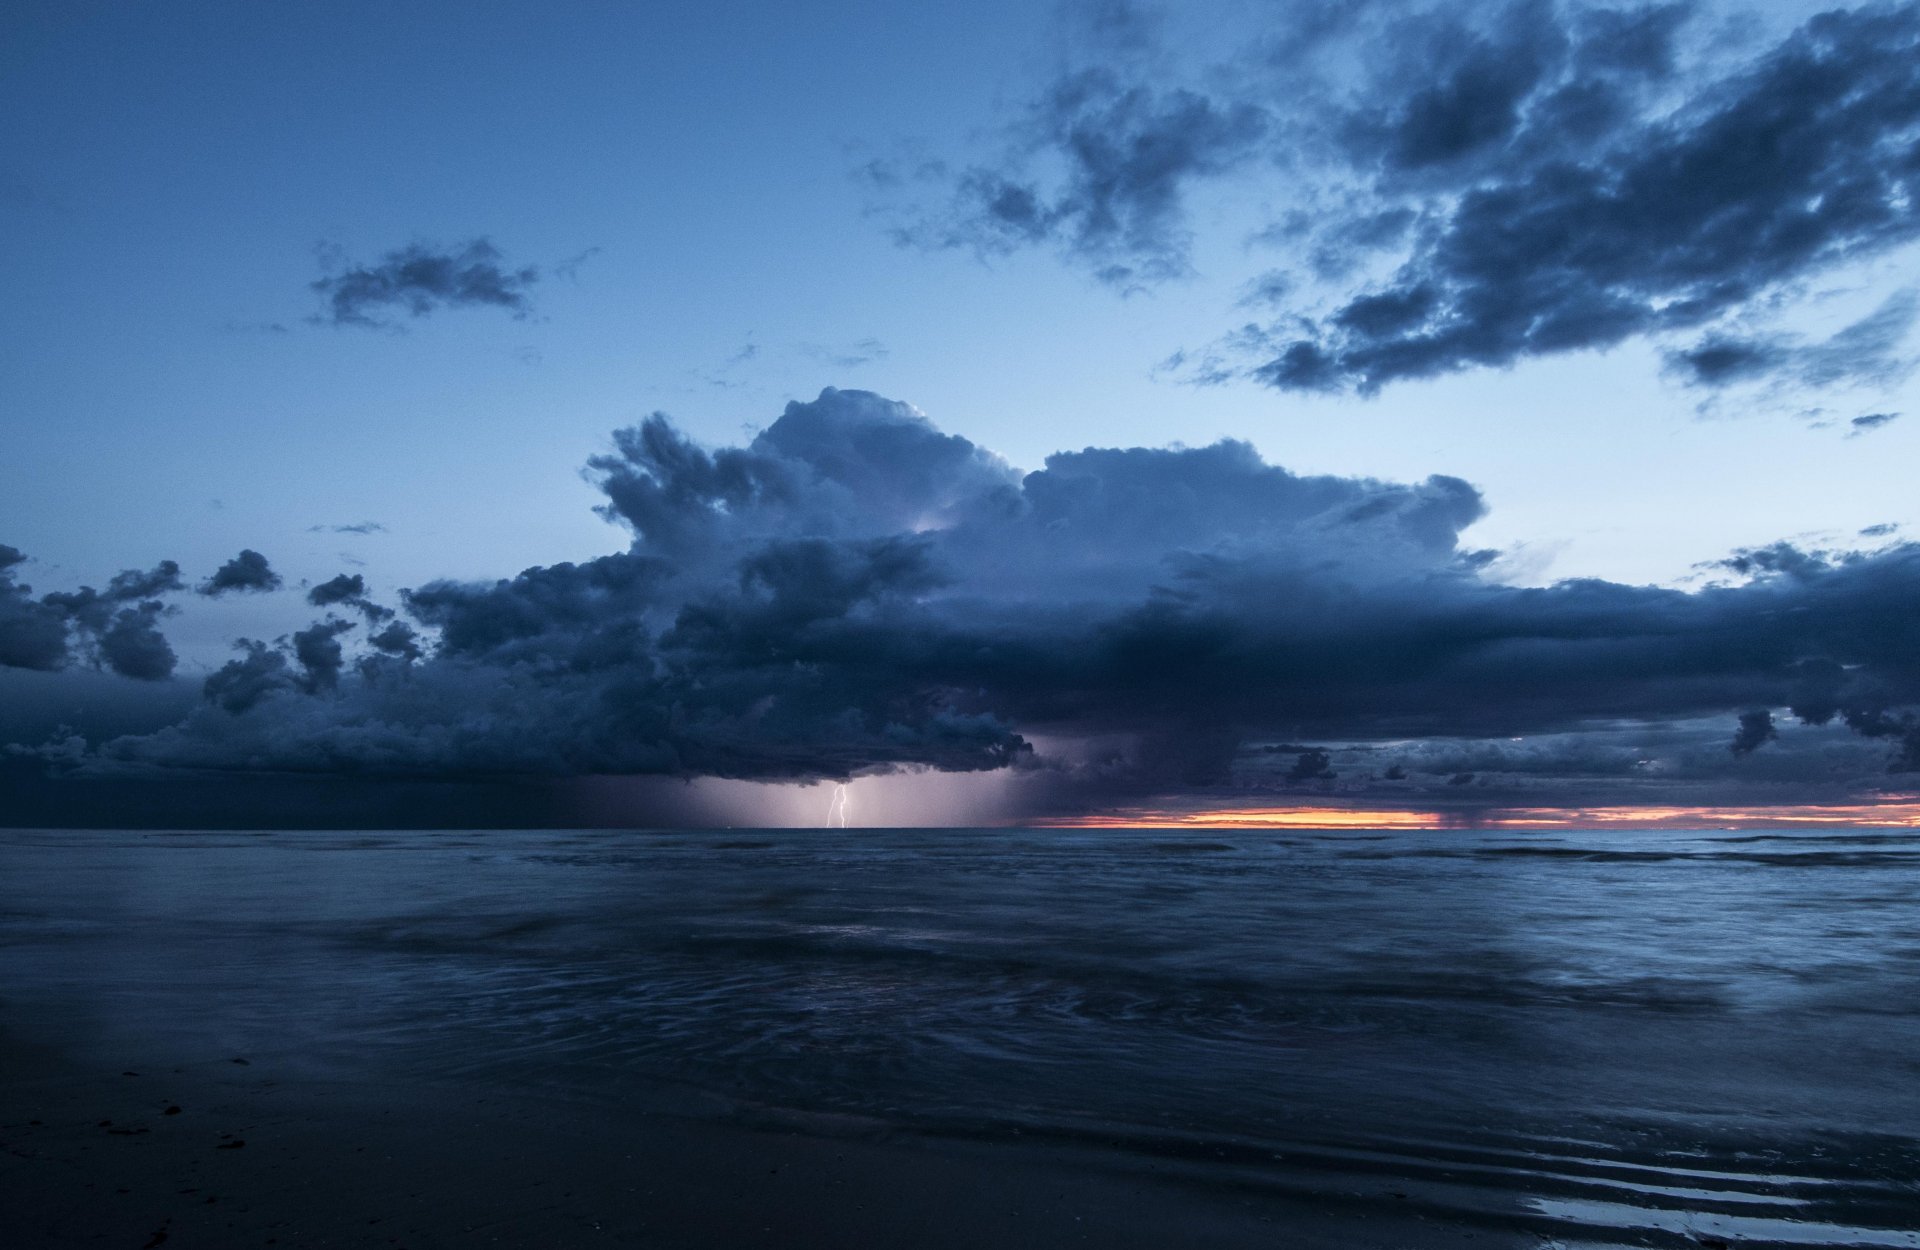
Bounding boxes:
2 1044 1527 1250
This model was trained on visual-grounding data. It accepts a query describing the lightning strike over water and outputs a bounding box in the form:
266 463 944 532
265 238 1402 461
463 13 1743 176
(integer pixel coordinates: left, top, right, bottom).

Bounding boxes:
828 783 851 828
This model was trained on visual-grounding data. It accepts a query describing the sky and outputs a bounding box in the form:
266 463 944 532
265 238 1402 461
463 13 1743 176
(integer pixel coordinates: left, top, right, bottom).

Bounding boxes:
4 0 1920 828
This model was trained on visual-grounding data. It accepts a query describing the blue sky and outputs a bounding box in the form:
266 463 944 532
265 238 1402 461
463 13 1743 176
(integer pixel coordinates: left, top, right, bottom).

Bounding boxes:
5 0 1920 825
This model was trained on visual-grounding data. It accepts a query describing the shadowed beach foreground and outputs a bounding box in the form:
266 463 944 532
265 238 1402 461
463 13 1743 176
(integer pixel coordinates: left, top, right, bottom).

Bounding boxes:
4 826 1919 1247
3 1049 1509 1249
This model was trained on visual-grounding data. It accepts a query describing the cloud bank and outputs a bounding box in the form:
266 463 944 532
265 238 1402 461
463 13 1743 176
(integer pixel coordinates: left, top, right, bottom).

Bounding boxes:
8 388 1919 822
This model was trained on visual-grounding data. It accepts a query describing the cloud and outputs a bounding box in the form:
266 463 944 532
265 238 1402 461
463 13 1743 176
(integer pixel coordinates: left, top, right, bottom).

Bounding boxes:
909 69 1269 286
308 572 394 622
3 547 185 680
0 387 1901 815
1844 706 1920 771
1263 5 1920 393
798 337 890 369
367 619 423 662
291 619 356 692
1285 748 1337 782
1665 289 1920 392
204 641 293 714
889 1 1920 395
200 549 282 596
311 238 538 329
308 573 366 606
551 245 602 282
0 545 69 672
309 521 387 535
1728 708 1776 755
98 602 177 682
1851 411 1901 435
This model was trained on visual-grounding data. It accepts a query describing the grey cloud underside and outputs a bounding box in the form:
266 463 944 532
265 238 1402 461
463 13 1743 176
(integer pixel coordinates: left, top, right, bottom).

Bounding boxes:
311 238 537 329
906 1 1920 395
36 388 1917 798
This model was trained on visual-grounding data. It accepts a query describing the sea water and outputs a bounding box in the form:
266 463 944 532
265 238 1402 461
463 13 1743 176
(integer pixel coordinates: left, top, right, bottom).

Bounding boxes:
3 825 1917 1244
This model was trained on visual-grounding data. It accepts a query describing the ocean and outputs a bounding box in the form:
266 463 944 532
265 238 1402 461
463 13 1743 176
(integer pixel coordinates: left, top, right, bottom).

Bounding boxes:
3 824 1917 1246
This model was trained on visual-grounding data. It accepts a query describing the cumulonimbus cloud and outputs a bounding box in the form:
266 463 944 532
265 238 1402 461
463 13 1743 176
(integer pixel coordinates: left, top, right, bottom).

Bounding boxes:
7 387 1911 810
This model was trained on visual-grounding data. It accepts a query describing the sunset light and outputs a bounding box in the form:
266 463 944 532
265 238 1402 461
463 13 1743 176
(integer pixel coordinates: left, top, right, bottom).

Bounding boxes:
1046 799 1920 830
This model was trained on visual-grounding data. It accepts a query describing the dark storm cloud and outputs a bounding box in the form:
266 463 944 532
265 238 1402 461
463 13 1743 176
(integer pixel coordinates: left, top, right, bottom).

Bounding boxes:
308 572 394 622
308 574 367 606
204 641 292 715
366 619 423 662
1729 708 1776 755
200 549 282 596
1265 4 1920 393
1360 0 1573 174
1285 748 1337 782
98 602 177 682
2 547 185 680
1256 711 1911 809
311 238 538 329
0 545 70 671
1844 707 1920 771
292 619 356 692
7 387 1902 806
39 561 184 681
892 1 1920 395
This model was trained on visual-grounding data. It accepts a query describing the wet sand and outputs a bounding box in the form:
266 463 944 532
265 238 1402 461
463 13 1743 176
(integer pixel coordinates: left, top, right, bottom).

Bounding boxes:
2 1046 1517 1250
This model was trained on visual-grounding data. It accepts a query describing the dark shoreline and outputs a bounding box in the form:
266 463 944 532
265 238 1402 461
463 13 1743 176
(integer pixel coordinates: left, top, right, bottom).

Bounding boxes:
2 1047 1529 1249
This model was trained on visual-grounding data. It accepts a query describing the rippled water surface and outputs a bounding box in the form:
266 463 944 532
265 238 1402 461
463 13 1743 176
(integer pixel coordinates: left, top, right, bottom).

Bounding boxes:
4 825 1918 1245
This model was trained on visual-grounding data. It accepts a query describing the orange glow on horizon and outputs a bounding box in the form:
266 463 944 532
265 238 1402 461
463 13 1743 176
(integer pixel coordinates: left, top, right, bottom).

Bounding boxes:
1041 798 1920 830
1049 807 1448 830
